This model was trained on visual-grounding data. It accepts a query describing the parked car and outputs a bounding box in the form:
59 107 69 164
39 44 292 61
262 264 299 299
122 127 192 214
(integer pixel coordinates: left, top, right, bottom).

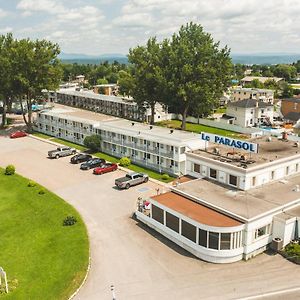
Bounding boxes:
70 154 92 164
80 158 105 170
93 163 118 175
48 147 76 159
115 172 149 189
10 131 27 139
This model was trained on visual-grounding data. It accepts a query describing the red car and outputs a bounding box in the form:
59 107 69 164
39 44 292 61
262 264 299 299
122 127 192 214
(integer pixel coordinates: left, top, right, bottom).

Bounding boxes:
93 163 118 175
10 131 27 139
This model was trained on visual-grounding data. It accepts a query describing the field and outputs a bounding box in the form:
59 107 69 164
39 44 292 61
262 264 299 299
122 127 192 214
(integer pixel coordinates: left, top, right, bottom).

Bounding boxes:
0 169 89 299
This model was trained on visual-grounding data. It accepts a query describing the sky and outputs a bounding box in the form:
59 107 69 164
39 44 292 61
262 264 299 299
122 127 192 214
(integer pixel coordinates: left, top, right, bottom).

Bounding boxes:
0 0 300 56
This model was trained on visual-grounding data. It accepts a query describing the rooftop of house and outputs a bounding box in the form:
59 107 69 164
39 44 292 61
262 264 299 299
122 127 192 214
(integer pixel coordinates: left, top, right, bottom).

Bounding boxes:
241 76 284 83
232 87 274 93
228 99 273 109
57 89 137 105
188 135 300 169
173 174 300 221
283 112 300 122
151 192 243 227
281 98 300 103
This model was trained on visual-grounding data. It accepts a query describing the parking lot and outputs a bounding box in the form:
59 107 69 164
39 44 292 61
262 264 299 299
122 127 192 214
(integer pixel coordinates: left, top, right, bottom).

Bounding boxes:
0 135 300 300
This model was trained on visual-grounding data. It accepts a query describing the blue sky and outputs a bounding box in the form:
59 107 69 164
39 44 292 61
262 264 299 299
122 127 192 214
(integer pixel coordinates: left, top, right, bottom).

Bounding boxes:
0 0 299 55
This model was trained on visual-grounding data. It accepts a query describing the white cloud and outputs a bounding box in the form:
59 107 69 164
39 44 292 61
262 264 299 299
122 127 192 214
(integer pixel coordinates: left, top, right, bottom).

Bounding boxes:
0 27 13 34
17 0 64 14
0 8 8 19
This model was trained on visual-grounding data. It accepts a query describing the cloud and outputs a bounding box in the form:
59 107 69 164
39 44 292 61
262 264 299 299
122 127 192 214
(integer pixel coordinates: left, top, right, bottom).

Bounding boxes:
0 27 13 34
17 0 64 14
0 8 8 19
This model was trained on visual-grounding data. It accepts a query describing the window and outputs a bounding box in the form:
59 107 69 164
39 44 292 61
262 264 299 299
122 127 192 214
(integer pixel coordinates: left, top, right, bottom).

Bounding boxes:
151 205 164 224
220 233 231 250
286 166 289 175
166 212 179 233
209 232 219 250
181 220 196 243
199 229 207 247
194 163 201 173
210 168 217 179
271 170 275 180
229 175 237 186
252 176 256 186
254 224 271 239
146 153 150 159
180 147 185 154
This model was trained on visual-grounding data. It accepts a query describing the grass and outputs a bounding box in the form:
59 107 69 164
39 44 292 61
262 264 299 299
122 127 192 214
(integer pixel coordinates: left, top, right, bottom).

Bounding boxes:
0 168 89 299
156 120 245 138
282 243 300 264
214 107 227 114
32 132 175 183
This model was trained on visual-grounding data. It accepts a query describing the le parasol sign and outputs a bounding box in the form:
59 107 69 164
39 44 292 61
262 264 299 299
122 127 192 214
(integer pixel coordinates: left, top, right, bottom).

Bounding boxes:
0 267 8 293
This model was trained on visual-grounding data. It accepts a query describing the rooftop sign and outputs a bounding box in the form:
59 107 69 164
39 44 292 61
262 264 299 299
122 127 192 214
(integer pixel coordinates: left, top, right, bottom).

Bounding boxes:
201 132 258 153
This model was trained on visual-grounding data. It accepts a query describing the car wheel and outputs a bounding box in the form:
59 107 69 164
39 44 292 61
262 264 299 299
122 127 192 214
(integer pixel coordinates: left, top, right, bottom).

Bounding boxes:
125 183 130 189
72 150 76 154
144 177 149 183
55 154 59 159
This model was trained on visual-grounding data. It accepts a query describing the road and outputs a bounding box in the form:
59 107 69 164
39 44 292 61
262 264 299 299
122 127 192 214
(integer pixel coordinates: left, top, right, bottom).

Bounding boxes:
0 135 299 300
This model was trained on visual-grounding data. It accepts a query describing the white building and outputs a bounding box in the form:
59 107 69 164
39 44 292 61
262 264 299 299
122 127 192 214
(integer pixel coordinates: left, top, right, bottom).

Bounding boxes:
136 134 300 263
35 105 204 176
55 89 171 123
221 99 274 127
231 87 274 104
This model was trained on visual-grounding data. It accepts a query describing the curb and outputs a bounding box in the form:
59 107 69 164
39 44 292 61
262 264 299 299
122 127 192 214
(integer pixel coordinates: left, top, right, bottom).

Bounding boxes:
68 256 91 300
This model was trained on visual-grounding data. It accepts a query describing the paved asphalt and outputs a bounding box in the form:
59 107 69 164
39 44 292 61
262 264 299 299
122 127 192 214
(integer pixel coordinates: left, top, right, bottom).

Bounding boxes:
0 135 299 300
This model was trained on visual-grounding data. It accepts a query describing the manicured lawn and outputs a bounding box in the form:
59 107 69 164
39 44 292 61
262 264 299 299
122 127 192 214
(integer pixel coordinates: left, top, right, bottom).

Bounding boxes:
156 120 245 138
282 243 300 264
32 132 175 183
0 169 89 299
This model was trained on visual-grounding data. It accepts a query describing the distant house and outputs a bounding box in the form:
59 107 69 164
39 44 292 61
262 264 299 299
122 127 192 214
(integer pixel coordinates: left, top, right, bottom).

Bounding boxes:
241 76 284 85
93 84 118 96
221 99 274 127
281 98 300 123
230 87 274 104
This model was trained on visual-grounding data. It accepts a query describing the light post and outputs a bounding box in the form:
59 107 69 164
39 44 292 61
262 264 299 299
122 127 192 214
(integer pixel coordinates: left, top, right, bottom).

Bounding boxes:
110 284 116 300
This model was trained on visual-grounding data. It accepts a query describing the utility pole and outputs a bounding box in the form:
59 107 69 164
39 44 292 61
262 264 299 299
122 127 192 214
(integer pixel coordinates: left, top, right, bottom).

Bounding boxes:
111 284 116 300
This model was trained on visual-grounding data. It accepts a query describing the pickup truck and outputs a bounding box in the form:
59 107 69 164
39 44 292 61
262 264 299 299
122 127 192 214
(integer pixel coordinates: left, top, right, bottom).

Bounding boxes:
115 172 149 189
48 146 76 159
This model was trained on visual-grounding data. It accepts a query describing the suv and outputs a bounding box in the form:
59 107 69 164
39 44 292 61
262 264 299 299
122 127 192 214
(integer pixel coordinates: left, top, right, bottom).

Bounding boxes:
80 158 105 170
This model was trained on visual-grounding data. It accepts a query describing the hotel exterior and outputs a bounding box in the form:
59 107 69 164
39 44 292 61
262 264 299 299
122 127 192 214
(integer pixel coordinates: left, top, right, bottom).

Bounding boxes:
35 105 204 176
55 89 171 123
136 134 300 263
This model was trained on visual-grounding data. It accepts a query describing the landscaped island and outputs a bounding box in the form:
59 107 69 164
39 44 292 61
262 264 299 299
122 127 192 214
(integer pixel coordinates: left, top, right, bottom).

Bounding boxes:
0 168 89 299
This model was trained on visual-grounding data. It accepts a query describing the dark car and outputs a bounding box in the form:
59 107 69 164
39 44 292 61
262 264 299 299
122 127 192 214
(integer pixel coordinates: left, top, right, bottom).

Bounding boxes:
80 158 105 170
70 154 92 164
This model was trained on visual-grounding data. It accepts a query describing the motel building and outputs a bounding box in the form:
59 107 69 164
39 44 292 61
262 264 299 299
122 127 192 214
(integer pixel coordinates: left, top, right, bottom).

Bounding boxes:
136 133 300 263
35 105 204 176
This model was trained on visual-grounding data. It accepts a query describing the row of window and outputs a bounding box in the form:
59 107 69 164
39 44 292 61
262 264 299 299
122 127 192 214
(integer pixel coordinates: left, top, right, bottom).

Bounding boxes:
152 205 243 251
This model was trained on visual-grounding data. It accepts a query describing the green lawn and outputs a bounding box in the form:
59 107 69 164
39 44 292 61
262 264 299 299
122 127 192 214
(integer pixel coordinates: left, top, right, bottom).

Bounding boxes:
283 243 300 264
32 132 175 183
0 169 89 299
156 120 245 138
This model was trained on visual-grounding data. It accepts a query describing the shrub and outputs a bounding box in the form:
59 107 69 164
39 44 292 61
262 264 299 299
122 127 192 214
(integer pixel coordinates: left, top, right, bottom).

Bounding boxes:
5 165 15 175
38 188 46 195
119 157 131 167
83 134 101 152
28 180 37 187
63 216 77 226
161 173 170 181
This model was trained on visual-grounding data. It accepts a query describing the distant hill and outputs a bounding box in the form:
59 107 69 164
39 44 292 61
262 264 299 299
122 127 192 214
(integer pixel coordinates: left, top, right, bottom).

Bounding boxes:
59 52 300 65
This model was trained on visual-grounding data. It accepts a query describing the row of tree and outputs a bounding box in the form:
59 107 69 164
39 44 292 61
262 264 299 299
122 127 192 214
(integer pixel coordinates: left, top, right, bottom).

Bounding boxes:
0 33 62 130
119 22 233 129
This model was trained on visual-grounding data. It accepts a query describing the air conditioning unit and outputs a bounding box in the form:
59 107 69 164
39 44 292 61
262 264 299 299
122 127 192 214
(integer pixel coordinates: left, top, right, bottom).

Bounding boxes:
270 237 283 251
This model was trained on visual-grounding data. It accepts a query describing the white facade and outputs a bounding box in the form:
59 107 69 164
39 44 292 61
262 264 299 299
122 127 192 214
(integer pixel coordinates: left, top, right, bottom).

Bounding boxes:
35 107 204 176
231 87 274 104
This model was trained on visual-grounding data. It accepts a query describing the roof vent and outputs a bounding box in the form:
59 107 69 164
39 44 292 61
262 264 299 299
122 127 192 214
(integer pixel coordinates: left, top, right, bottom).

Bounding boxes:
170 129 174 134
293 185 300 192
149 125 153 130
132 122 135 126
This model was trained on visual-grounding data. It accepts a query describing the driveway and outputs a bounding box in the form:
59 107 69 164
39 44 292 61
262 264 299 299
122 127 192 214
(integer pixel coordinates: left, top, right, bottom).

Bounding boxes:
0 135 299 300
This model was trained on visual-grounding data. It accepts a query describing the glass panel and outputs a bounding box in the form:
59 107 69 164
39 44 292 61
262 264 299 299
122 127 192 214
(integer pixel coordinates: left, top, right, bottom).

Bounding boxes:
181 220 196 243
220 233 231 250
152 205 164 224
209 232 219 250
210 169 217 179
199 229 207 247
166 212 179 233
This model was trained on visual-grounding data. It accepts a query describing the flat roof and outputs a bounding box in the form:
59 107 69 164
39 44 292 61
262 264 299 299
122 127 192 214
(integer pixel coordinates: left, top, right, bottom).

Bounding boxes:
57 89 137 105
228 99 273 108
174 175 300 221
189 135 300 168
151 192 242 227
275 206 300 221
232 88 274 93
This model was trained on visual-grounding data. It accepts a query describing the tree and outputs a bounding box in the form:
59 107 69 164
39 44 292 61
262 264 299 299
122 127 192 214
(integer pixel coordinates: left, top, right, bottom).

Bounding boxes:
128 37 165 124
281 82 294 98
273 64 297 81
83 134 101 152
118 70 134 96
11 38 62 132
161 22 232 129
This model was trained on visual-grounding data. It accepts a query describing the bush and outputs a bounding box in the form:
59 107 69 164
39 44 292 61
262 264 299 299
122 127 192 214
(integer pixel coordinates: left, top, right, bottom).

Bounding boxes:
63 216 77 226
38 188 46 195
83 135 101 152
5 165 15 175
161 173 170 181
28 180 37 187
119 157 131 167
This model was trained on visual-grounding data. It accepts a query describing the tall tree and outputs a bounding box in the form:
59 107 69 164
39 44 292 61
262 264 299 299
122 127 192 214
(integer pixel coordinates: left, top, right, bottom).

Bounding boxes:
128 37 165 124
161 22 232 129
12 38 62 132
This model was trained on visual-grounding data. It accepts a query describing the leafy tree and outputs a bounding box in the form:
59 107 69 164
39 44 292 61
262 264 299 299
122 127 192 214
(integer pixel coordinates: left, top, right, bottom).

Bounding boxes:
118 70 134 96
244 79 264 89
273 64 297 81
161 22 232 129
83 134 101 152
96 78 109 85
128 37 165 124
293 60 300 73
281 82 294 98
